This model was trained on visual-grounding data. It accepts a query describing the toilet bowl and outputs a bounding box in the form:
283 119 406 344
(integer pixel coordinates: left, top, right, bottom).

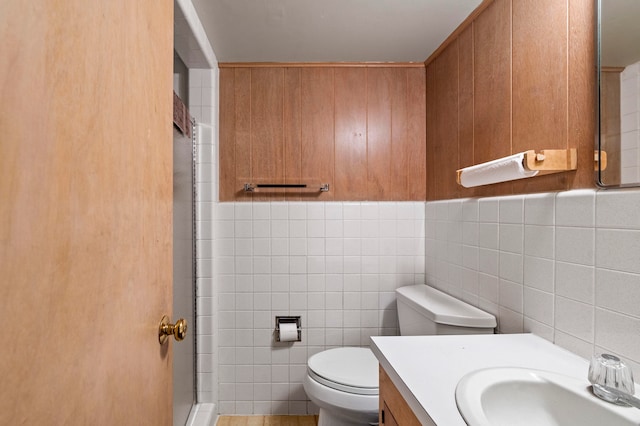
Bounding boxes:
303 347 379 426
304 284 497 425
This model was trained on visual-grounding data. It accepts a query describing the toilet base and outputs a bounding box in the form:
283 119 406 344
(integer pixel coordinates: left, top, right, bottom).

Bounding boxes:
304 374 379 426
317 407 379 426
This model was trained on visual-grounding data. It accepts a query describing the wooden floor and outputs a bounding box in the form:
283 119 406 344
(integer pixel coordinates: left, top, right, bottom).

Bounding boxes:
216 415 319 426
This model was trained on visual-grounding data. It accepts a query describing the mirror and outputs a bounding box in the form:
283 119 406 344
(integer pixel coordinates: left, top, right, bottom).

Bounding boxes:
598 0 640 187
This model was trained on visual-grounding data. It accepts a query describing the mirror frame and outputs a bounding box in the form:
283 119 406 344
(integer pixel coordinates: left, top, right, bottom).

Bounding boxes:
596 0 605 187
596 0 640 188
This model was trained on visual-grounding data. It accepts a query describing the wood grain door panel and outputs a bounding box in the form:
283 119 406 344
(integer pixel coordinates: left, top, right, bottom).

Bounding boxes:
457 25 477 198
470 0 516 197
473 0 512 166
389 68 409 201
426 63 438 201
0 1 173 424
568 0 597 189
251 68 285 201
434 41 461 200
301 68 335 201
367 68 394 200
512 0 569 193
284 68 303 200
235 68 253 201
219 67 237 201
406 67 427 201
335 68 368 200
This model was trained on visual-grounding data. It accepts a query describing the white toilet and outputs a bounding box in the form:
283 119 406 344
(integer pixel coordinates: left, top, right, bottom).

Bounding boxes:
303 284 497 426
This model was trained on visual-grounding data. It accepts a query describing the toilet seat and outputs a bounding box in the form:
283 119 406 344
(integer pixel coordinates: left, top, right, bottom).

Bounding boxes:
307 347 379 396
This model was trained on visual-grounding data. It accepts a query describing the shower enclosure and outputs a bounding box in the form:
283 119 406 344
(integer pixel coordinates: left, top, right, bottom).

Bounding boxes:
173 1 219 423
173 117 197 424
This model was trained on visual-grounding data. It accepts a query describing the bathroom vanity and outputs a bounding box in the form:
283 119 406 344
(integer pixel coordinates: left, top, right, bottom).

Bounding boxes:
371 334 617 425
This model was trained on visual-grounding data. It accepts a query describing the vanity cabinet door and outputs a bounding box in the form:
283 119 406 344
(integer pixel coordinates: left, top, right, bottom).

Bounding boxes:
382 402 399 426
379 366 422 426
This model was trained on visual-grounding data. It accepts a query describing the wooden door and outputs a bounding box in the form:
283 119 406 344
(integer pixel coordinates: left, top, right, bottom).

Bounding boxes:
0 1 174 424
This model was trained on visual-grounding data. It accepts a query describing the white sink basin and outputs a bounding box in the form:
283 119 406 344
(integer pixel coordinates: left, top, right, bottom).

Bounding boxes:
455 367 640 426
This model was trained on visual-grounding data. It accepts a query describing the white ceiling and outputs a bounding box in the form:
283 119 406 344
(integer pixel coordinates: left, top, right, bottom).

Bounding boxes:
190 0 483 63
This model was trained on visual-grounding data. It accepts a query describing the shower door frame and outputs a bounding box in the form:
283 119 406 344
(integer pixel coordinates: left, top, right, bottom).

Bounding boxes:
172 115 198 425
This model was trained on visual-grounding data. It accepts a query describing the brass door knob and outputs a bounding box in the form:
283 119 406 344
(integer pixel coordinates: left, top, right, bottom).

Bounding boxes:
158 315 187 344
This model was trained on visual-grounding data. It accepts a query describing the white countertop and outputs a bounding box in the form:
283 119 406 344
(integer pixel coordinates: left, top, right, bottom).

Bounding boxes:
370 334 592 425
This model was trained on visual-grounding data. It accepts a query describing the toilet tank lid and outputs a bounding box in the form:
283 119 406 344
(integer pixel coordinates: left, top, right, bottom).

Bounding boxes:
396 285 497 328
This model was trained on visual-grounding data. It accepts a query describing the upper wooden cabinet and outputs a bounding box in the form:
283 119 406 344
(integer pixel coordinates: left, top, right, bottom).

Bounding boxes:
425 0 596 200
219 64 426 202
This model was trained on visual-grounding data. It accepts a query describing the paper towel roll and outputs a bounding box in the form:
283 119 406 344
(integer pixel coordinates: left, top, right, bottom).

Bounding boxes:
460 152 538 188
279 322 299 342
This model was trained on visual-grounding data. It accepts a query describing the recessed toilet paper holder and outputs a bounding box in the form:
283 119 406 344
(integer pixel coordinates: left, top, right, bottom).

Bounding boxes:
275 316 302 342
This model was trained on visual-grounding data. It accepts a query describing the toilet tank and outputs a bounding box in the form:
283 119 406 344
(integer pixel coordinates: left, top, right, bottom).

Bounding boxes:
396 284 496 336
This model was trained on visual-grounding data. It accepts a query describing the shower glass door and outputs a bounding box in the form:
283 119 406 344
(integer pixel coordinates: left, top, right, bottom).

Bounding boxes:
173 125 196 425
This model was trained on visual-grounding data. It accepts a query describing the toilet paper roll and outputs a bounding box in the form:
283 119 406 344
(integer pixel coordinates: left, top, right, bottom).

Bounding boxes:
279 322 299 342
460 152 538 188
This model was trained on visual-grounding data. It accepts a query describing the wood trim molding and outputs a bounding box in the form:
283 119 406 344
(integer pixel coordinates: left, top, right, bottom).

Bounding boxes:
219 62 426 68
424 0 495 66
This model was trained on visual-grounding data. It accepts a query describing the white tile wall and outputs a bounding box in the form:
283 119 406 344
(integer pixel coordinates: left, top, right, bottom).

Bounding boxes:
191 67 219 405
426 189 640 379
213 201 425 415
199 187 640 416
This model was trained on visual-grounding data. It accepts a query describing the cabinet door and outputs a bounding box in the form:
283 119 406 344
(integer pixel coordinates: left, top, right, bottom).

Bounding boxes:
382 402 399 426
219 65 426 201
251 68 285 201
511 0 568 193
335 67 367 200
379 366 423 426
300 68 335 200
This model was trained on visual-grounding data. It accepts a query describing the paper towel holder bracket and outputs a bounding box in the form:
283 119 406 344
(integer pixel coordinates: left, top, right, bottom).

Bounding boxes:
275 316 302 342
456 148 579 186
522 148 577 173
